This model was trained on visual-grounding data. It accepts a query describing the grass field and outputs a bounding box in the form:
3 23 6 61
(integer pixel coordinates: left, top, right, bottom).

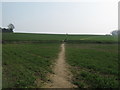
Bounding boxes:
2 33 118 43
2 33 66 41
2 43 60 88
68 35 117 40
66 44 118 88
2 33 119 88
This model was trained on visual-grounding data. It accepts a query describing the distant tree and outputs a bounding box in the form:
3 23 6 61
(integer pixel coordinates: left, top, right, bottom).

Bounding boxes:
7 23 15 32
118 30 120 35
111 30 120 36
2 28 13 33
0 23 15 33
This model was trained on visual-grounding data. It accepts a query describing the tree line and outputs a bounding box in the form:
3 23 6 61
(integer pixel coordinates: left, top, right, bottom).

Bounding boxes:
0 23 119 36
111 30 120 36
0 24 15 33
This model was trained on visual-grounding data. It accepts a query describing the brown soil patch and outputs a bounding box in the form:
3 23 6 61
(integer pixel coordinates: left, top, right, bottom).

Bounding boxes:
43 43 77 88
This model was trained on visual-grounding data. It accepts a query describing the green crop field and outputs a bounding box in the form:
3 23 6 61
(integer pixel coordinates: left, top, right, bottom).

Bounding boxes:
66 43 118 88
2 43 60 88
68 35 118 41
2 33 118 43
2 33 66 41
2 33 119 88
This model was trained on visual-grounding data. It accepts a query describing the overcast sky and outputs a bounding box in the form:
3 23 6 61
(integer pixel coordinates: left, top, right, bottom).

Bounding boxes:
1 0 120 34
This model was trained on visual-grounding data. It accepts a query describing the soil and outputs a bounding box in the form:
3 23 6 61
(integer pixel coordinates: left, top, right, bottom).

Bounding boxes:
43 43 77 88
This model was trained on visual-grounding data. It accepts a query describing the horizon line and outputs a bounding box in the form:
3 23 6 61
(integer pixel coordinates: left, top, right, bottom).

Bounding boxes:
15 31 111 35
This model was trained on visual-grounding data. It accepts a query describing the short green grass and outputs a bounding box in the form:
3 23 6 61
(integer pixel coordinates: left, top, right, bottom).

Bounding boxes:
2 43 60 88
67 35 118 41
2 33 118 43
2 33 66 41
2 33 119 88
66 43 118 88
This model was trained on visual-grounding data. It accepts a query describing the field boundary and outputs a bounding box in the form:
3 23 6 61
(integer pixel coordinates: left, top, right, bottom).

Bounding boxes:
2 40 62 44
2 40 119 44
66 40 118 44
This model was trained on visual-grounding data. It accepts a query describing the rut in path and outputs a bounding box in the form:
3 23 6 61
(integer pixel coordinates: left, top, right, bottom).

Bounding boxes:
44 43 76 88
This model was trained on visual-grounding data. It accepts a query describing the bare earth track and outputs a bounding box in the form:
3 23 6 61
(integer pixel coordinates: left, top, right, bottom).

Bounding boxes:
43 43 77 88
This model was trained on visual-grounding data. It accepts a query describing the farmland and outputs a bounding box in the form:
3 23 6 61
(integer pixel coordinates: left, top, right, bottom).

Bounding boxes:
68 35 118 41
2 33 66 41
2 43 60 88
2 33 119 88
66 44 118 88
2 33 118 43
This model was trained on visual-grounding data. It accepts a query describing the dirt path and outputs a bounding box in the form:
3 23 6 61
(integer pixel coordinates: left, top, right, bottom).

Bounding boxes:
43 43 76 88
